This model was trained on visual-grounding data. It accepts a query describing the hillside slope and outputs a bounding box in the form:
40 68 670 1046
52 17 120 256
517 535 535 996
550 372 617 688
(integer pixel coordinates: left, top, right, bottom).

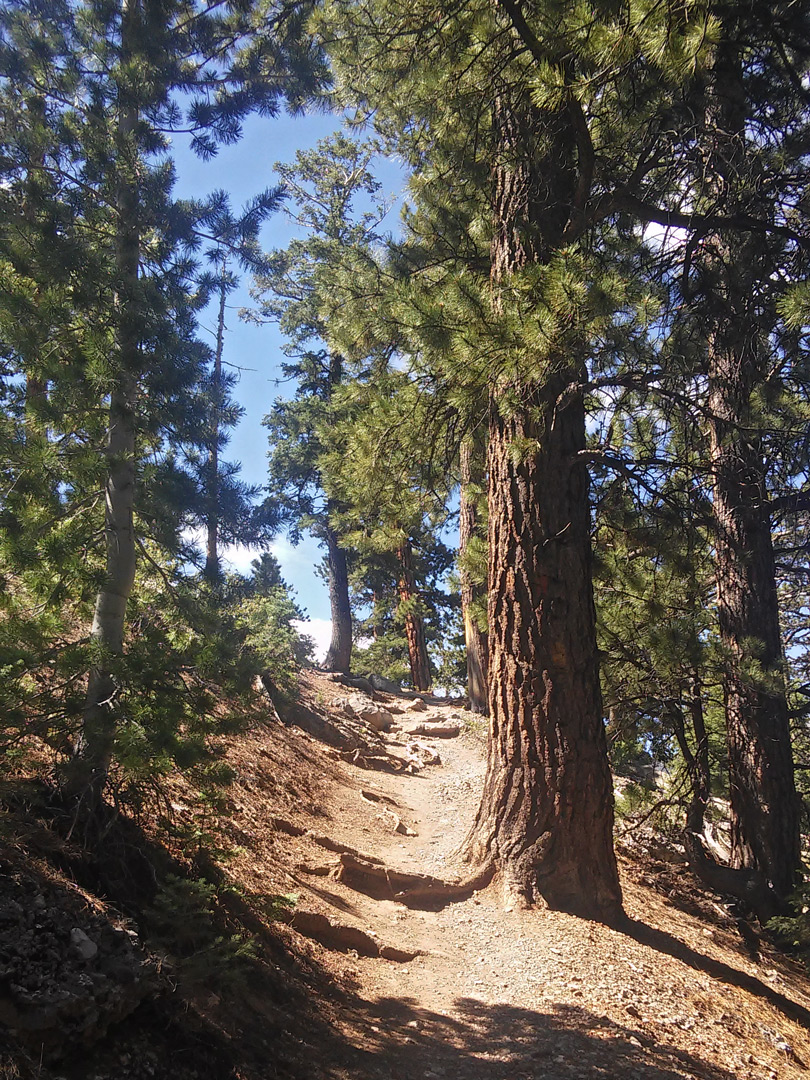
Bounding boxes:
3 669 810 1080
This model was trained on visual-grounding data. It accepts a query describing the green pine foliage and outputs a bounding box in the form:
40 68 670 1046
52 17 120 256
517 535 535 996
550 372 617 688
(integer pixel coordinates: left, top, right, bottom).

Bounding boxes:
0 0 326 821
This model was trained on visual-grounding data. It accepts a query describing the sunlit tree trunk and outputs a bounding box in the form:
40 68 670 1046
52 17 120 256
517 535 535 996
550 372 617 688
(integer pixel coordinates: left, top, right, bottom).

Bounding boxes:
459 440 488 713
323 521 352 673
397 540 431 691
464 88 622 921
71 0 139 806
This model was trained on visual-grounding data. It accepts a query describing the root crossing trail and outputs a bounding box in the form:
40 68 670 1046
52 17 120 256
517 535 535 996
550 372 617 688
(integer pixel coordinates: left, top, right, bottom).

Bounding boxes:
224 671 810 1080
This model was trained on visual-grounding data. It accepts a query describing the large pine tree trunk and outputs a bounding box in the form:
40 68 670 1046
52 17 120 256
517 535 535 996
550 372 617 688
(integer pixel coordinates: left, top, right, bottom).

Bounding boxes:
397 540 431 692
323 523 352 673
459 440 488 713
464 88 622 921
70 0 139 806
709 354 799 898
465 377 622 919
703 44 799 903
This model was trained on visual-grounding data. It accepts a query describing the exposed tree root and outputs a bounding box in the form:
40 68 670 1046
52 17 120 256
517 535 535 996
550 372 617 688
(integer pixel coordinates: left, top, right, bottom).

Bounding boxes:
288 910 419 962
684 832 781 924
338 749 409 773
306 833 385 864
335 853 494 910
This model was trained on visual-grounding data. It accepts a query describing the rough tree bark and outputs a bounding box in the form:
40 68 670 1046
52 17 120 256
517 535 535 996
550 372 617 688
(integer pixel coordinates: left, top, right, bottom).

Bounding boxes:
397 540 431 692
323 521 352 673
703 44 799 903
459 440 488 713
463 86 623 922
69 0 139 806
709 348 799 899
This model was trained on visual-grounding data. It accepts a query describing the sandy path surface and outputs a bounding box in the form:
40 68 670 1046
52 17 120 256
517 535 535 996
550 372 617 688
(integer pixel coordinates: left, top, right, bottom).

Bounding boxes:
222 673 810 1080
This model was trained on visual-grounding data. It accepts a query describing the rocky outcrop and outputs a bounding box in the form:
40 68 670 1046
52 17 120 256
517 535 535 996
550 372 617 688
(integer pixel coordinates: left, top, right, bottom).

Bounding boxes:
0 862 157 1061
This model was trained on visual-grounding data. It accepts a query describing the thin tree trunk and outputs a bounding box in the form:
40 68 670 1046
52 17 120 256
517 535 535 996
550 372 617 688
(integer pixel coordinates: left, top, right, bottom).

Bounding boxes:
464 87 622 921
371 591 384 642
323 522 352 673
205 266 227 582
70 0 139 806
320 352 353 672
668 677 710 853
459 440 488 713
23 96 48 441
687 676 711 840
704 44 799 903
397 540 431 692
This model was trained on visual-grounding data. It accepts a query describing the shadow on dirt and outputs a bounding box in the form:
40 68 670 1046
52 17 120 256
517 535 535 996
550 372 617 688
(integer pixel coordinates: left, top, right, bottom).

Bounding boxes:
325 993 742 1080
624 918 810 1030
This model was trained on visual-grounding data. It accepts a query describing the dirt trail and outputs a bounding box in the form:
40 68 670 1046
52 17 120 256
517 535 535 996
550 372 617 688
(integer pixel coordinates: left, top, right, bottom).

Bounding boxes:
221 671 810 1080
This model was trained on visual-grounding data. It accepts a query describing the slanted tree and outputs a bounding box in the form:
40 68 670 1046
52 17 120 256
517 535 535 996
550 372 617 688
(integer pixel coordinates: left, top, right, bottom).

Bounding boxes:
591 403 719 853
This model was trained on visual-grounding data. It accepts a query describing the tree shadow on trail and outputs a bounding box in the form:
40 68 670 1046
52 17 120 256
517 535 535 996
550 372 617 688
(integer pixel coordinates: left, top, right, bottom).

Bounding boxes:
329 994 741 1080
622 918 810 1030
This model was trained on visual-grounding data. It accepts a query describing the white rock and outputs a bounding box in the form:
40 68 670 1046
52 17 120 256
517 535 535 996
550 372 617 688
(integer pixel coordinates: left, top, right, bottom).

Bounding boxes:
70 927 98 961
359 707 394 732
405 698 427 712
408 721 460 738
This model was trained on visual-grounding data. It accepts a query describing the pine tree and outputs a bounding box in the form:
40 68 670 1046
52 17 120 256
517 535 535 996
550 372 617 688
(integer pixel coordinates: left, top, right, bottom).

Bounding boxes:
627 6 810 909
317 0 719 919
317 368 456 690
250 134 392 673
0 0 327 815
196 191 282 582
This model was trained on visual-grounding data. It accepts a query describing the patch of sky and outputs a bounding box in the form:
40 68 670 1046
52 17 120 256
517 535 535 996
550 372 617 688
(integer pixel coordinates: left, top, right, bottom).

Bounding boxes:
171 110 409 626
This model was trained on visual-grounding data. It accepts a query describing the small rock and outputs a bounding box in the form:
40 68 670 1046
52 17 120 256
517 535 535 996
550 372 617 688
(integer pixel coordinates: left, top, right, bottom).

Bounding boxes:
405 698 427 712
359 707 394 732
69 928 98 961
393 817 417 837
406 742 441 766
367 673 402 694
408 722 460 738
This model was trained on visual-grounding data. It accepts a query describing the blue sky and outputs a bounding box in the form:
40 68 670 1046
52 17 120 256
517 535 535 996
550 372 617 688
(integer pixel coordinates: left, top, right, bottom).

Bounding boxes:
172 109 408 644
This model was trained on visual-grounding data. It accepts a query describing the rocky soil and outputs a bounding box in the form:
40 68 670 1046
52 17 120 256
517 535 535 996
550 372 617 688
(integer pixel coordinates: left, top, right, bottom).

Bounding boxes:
4 667 810 1080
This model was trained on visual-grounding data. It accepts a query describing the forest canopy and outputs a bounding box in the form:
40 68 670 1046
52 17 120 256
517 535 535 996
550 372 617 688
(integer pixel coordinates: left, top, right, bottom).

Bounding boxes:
0 0 809 928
